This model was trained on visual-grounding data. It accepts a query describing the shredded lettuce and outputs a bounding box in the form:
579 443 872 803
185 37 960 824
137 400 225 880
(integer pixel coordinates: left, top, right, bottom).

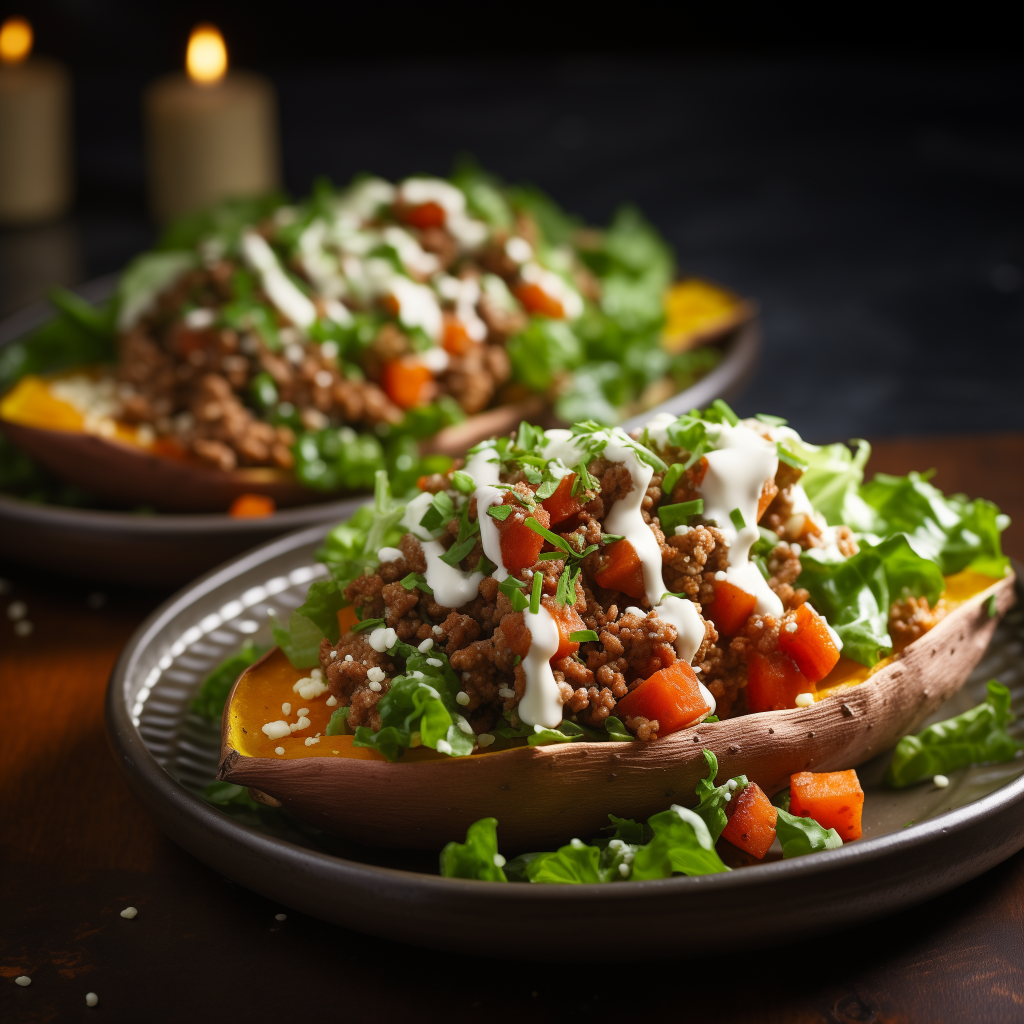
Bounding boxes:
885 680 1022 787
774 807 843 857
439 817 509 881
190 640 269 721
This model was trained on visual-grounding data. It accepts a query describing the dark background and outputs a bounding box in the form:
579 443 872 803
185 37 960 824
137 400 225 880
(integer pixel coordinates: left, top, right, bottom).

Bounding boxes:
1 2 1022 443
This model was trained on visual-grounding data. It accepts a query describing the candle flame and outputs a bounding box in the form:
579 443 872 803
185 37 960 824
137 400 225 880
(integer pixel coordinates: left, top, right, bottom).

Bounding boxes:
186 24 227 85
0 16 33 64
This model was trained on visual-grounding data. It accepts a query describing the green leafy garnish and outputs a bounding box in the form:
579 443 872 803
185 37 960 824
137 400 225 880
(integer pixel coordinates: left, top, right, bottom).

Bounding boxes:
451 470 475 494
710 398 739 426
440 818 508 881
777 443 808 471
774 807 843 857
729 507 746 530
885 681 1022 788
400 573 433 595
529 570 543 614
658 499 703 534
419 490 455 534
570 629 600 643
661 462 686 496
486 503 513 521
190 641 269 721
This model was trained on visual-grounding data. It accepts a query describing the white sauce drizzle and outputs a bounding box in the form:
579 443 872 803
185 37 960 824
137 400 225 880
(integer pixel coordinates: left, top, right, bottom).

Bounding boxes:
517 602 564 728
388 276 443 342
421 539 484 609
697 681 717 717
463 446 508 582
656 595 706 663
240 231 317 330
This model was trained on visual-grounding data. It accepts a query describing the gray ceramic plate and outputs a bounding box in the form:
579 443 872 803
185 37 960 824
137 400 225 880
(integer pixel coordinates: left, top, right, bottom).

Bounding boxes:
0 279 759 586
105 527 1024 959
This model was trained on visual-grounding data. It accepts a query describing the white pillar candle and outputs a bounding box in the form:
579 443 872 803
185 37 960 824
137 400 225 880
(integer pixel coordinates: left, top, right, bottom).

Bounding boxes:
0 17 72 224
144 25 279 224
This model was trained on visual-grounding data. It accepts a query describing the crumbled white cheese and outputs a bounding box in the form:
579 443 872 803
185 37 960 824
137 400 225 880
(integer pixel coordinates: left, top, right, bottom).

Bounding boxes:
477 733 495 748
494 852 507 867
304 735 322 746
289 716 311 732
262 720 291 740
377 546 403 563
120 906 138 919
86 992 99 1007
498 687 516 699
281 702 292 715
368 627 389 652
311 668 323 680
426 657 442 668
714 571 728 582
785 621 798 633
326 696 337 706
418 638 434 653
723 792 732 802
435 739 452 755
619 863 630 877
15 976 31 986
384 627 398 648
934 774 950 788
456 691 470 706
795 692 814 707
726 779 738 791
432 624 443 635
456 714 474 735
330 650 338 659
274 746 285 755
368 681 382 692
296 708 309 717
345 654 353 662
294 677 329 700
366 666 386 683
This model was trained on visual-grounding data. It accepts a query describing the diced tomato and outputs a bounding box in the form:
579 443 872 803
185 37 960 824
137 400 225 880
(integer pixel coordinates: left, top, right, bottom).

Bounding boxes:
228 493 276 518
541 473 584 526
337 605 360 635
381 358 433 409
703 579 757 637
442 315 474 355
757 478 778 521
721 782 778 859
401 201 446 229
593 539 646 600
514 281 565 319
614 661 710 736
548 599 587 660
790 769 864 841
417 475 429 490
745 649 810 712
496 502 551 576
776 603 841 683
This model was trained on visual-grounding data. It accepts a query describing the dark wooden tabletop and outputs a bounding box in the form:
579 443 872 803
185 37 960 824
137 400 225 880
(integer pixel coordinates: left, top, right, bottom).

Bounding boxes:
2 433 1023 1023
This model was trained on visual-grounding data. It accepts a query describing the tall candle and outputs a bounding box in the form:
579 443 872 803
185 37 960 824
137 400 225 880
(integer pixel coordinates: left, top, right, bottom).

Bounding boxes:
0 17 72 224
145 25 279 224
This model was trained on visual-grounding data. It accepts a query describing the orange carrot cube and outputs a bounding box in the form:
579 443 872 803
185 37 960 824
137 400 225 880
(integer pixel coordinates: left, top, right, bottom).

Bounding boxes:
721 782 778 859
790 769 864 841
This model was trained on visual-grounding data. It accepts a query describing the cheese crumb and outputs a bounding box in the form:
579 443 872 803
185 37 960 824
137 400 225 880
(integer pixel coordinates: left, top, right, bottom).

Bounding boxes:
282 702 291 715
714 571 727 582
619 863 630 877
456 691 470 705
326 696 337 706
795 692 814 707
345 654 353 661
86 993 99 1007
262 720 291 740
498 687 516 699
368 627 389 652
456 714 474 734
329 650 338 659
934 774 950 788
366 666 385 683
477 733 495 748
432 624 443 635
120 906 138 919
275 913 287 921
785 621 798 633
296 708 309 717
311 668 323 680
275 746 285 755
426 657 443 667
304 735 321 746
368 681 382 692
289 716 311 732
418 638 434 653
435 739 452 754
15 976 31 986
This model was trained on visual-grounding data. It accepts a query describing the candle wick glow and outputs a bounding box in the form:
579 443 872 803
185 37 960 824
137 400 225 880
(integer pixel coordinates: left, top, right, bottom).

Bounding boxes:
186 24 227 86
0 16 33 64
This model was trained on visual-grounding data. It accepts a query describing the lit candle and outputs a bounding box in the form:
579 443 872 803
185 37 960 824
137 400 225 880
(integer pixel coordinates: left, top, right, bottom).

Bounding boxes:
0 17 72 223
144 24 279 223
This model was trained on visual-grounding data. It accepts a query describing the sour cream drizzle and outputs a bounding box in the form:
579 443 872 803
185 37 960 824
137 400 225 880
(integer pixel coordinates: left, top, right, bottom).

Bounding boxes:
240 230 317 330
518 602 564 728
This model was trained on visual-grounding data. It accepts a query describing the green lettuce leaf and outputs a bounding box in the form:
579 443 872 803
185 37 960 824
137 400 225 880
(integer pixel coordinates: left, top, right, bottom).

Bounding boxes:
439 817 508 881
271 611 324 669
774 807 843 857
630 805 730 879
692 749 749 843
885 680 1023 787
787 437 876 529
190 640 268 721
798 534 945 667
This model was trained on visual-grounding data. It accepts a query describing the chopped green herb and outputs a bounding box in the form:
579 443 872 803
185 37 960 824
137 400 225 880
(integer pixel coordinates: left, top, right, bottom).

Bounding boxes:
486 503 513 521
451 470 475 494
988 593 999 618
777 443 808 471
499 575 531 612
534 478 558 500
530 570 543 614
570 629 600 643
661 462 685 496
756 413 788 426
419 490 455 533
525 516 574 555
659 499 703 534
474 555 497 575
351 617 385 632
400 573 433 595
439 536 477 569
729 507 746 530
711 398 739 426
601 533 625 544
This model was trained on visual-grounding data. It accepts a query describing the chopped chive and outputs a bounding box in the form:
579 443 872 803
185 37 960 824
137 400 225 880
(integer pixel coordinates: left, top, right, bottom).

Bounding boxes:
569 629 600 643
555 567 572 605
474 555 497 575
756 413 788 427
752 555 769 580
439 536 477 569
777 443 808 470
538 551 567 561
525 516 574 555
712 398 739 426
486 504 513 521
451 470 475 494
988 593 999 618
513 654 522 666
400 573 434 595
601 533 625 544
661 462 685 495
729 507 746 530
530 570 543 614
658 499 704 534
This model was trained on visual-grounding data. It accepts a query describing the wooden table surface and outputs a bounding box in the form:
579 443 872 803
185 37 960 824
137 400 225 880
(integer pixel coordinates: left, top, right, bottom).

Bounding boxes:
3 434 1023 1023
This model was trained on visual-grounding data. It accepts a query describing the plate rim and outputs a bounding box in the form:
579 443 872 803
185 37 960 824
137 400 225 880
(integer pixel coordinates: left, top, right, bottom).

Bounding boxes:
105 528 1024 910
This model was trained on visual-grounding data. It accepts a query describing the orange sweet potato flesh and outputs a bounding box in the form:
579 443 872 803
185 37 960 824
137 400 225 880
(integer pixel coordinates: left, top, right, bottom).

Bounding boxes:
229 493 276 518
776 603 841 683
496 501 551 576
757 478 779 521
382 358 433 409
514 282 565 319
703 579 757 637
594 539 646 600
746 649 810 712
337 605 360 635
790 769 864 841
541 473 584 526
442 315 473 355
721 782 778 859
614 661 709 735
